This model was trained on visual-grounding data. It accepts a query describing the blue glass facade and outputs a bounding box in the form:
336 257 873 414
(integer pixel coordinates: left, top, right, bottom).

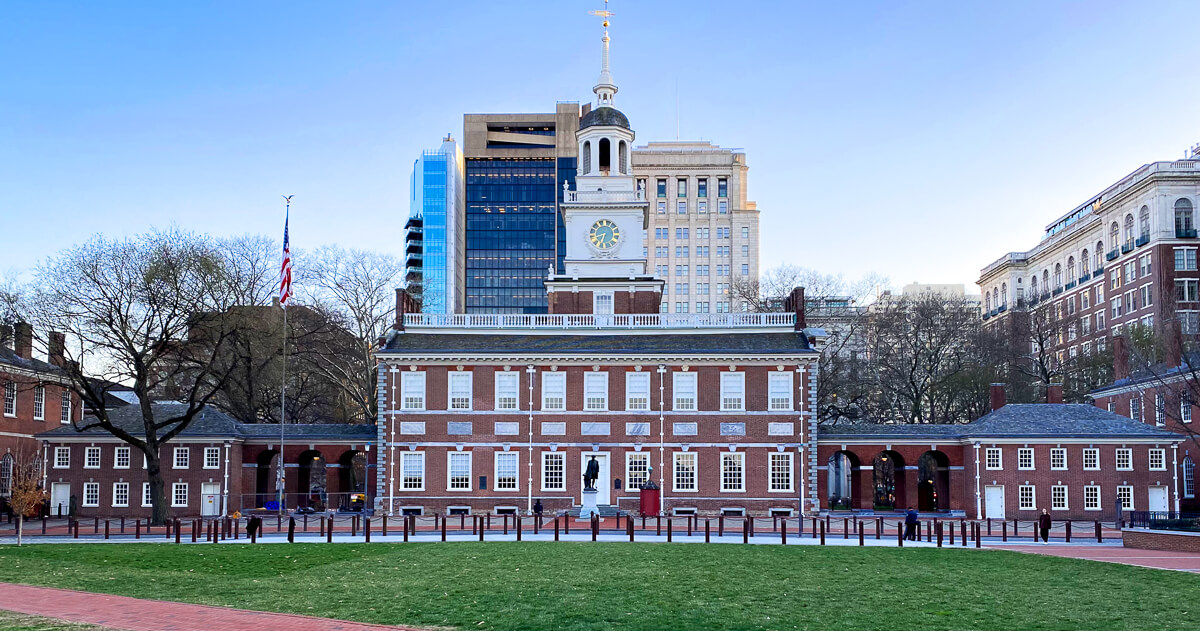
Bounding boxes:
408 139 463 314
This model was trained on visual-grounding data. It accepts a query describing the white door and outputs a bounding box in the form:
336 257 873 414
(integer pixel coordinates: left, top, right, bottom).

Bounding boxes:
985 485 1005 520
201 483 220 516
1148 486 1169 513
50 483 70 517
581 453 611 505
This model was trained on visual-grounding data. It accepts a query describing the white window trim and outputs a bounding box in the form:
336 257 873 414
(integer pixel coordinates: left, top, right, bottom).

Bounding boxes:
1050 448 1067 471
1148 448 1166 471
114 446 131 470
171 482 188 507
720 452 746 493
53 447 70 469
400 371 426 411
84 446 101 470
494 371 521 411
82 482 99 507
767 372 793 411
1017 448 1034 471
625 452 650 491
448 372 474 411
625 372 651 412
540 451 566 492
400 451 426 491
768 452 794 493
60 390 72 424
112 482 130 508
142 482 152 507
1117 485 1134 511
203 447 220 470
447 451 472 491
1115 448 1133 471
494 452 519 492
1083 485 1102 511
985 448 1003 470
672 372 697 411
1018 485 1036 511
541 371 566 411
583 371 609 412
3 382 15 417
720 371 746 412
33 386 45 421
1051 485 1069 511
673 451 698 493
173 447 189 470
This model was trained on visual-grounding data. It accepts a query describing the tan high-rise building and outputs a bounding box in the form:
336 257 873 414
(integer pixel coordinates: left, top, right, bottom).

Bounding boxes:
633 141 760 313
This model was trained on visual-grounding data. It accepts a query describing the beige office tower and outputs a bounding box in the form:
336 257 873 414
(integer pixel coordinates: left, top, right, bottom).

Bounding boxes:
633 141 760 313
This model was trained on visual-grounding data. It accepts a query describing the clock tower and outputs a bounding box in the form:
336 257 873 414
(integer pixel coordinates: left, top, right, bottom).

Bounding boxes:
546 5 664 315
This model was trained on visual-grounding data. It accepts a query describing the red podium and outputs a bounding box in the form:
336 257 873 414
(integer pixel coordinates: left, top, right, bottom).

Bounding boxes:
639 481 660 516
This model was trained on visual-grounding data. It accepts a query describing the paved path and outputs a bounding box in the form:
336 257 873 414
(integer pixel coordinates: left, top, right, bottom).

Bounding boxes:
0 583 420 631
989 544 1200 573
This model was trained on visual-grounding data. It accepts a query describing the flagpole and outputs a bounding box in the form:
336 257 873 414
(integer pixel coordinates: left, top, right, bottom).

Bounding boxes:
278 195 294 518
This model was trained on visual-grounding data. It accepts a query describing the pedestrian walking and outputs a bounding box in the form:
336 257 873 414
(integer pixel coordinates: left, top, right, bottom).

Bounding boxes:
904 507 919 541
1038 508 1052 544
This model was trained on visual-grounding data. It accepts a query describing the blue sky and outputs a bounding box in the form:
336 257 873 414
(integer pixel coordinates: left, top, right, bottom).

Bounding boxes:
3 1 1199 290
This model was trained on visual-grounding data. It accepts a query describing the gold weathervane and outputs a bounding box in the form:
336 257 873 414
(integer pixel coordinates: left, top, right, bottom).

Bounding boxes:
589 0 613 29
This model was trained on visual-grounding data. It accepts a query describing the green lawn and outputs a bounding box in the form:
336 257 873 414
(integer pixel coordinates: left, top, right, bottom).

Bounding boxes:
0 543 1195 631
0 611 113 631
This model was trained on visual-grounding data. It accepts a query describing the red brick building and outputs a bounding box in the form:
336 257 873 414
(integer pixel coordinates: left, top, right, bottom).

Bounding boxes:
1 324 83 503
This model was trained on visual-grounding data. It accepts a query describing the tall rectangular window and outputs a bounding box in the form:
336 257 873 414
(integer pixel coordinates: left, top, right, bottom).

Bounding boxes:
1115 448 1132 470
495 372 520 411
541 372 566 411
1083 448 1100 470
657 200 666 214
173 447 189 469
448 452 472 491
584 372 608 411
1155 393 1165 426
769 452 793 492
718 200 728 214
985 448 1002 470
625 372 650 411
1117 485 1134 510
400 452 425 490
1018 448 1034 470
142 482 152 507
401 371 426 410
1084 485 1101 510
721 453 746 492
54 447 69 468
541 452 565 491
3 382 14 417
83 482 99 507
1018 485 1036 510
677 200 687 215
1177 279 1199 302
495 452 518 491
1050 448 1066 470
84 447 101 469
33 386 44 420
1148 448 1166 471
673 372 697 411
449 372 473 410
720 372 745 411
656 178 666 198
768 372 793 411
673 452 697 492
172 482 188 507
60 390 71 424
1183 391 1193 423
1130 397 1141 421
204 447 221 469
697 177 708 198
717 177 728 197
113 482 129 508
115 446 131 469
1051 485 1068 510
626 453 650 490
677 178 687 197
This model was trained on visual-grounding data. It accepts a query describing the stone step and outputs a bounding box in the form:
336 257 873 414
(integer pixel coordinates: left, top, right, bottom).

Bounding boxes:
566 505 621 517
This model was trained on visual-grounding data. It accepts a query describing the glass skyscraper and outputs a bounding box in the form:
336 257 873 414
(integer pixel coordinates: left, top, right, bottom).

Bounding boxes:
407 136 464 314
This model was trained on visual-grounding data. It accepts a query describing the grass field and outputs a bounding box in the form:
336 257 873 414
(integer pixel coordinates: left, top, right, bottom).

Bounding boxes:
0 543 1195 630
0 611 112 631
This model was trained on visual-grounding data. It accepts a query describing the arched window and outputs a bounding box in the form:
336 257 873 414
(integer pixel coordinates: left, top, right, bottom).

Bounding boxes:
581 141 591 176
1176 198 1195 235
1054 264 1062 289
618 140 628 174
1139 205 1150 239
1110 222 1119 251
1081 250 1090 275
1124 214 1135 247
1031 276 1039 295
1001 282 1007 306
598 138 611 174
1184 456 1195 499
1042 270 1049 293
985 294 991 312
0 453 11 498
1067 257 1075 283
1095 241 1104 268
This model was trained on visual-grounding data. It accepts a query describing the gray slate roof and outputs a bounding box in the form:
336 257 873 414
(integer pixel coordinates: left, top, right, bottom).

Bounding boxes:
37 402 375 441
0 348 64 376
819 404 1182 441
383 332 813 356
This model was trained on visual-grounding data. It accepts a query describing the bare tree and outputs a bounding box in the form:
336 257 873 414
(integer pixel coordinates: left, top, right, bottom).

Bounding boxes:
7 448 43 546
27 229 245 525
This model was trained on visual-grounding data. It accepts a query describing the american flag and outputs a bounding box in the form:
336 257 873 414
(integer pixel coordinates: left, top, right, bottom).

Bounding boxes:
279 206 293 307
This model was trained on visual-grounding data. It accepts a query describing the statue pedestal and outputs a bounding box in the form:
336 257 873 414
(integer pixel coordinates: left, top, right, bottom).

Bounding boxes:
579 488 599 519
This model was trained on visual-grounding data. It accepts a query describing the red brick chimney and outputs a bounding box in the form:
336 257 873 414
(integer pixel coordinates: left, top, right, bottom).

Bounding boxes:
783 286 806 331
48 332 66 368
1114 335 1130 381
1046 383 1063 404
394 288 419 331
0 324 11 350
1167 318 1183 369
13 322 32 360
989 383 1006 411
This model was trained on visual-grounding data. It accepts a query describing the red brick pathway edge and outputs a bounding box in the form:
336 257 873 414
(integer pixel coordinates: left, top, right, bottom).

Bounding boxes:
0 583 423 631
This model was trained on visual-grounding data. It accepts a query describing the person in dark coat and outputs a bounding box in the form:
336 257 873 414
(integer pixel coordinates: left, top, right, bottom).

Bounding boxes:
1038 508 1052 544
287 516 296 543
904 507 919 541
533 499 544 519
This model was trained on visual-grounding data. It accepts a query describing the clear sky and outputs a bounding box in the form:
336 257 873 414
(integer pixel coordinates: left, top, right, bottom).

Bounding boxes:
3 1 1199 291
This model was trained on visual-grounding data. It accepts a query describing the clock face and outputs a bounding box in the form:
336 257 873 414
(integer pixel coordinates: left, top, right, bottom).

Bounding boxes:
589 219 621 250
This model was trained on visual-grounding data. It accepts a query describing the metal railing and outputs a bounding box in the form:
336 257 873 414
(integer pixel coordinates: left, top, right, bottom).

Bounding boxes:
564 188 645 203
1127 511 1200 531
403 312 796 330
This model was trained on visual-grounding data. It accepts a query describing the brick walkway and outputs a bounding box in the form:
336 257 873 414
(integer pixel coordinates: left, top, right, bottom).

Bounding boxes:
0 583 420 631
990 544 1200 573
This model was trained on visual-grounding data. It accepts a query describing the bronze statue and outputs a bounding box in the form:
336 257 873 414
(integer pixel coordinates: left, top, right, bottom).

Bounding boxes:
583 456 600 490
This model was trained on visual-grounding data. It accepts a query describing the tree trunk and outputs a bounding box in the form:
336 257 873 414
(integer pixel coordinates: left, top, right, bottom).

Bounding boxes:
146 451 170 526
16 514 22 546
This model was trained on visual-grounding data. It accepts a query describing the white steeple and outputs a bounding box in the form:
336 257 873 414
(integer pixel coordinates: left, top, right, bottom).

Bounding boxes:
590 0 617 107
